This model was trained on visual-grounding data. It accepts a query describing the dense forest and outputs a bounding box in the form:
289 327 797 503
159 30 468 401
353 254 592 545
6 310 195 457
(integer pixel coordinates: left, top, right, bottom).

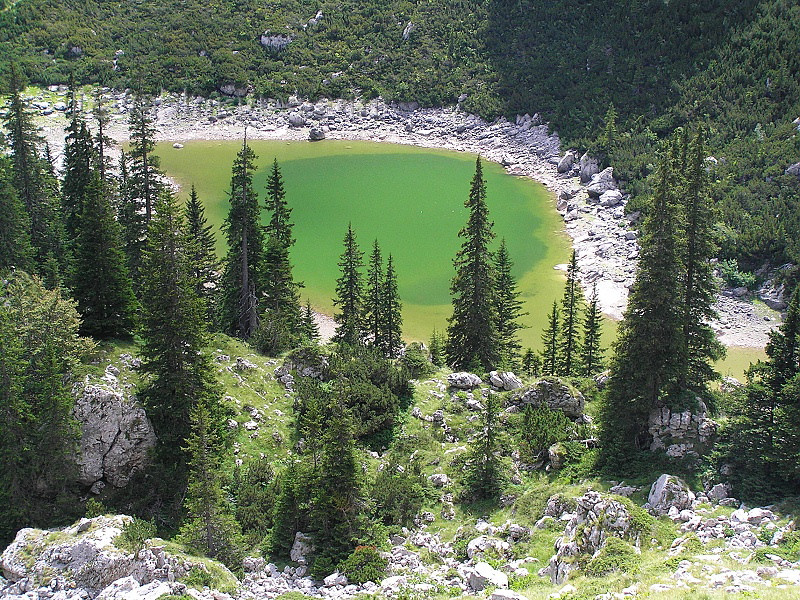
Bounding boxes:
2 1 800 598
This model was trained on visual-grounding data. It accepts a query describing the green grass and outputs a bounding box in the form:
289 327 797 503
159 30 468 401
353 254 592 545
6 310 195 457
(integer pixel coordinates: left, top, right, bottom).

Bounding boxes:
156 140 572 349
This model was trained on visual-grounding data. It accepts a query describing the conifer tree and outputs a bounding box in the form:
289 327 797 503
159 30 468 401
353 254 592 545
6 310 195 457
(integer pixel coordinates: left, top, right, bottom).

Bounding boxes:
0 157 34 272
333 223 364 347
678 129 725 394
184 185 219 326
429 328 445 367
127 93 161 223
521 348 539 377
0 271 92 541
463 393 505 500
72 173 137 339
263 158 301 326
178 402 243 570
493 239 526 369
380 254 403 358
600 149 685 465
299 299 320 342
541 302 560 376
364 239 384 348
92 90 113 186
117 151 146 285
446 157 499 371
580 282 604 376
3 64 67 283
62 88 94 240
139 190 221 479
559 251 583 376
220 139 264 339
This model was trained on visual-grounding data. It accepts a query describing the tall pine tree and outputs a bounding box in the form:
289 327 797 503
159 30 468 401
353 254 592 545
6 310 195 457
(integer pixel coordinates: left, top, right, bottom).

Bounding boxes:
541 302 560 376
117 150 147 287
184 185 220 327
364 239 384 347
0 157 34 271
380 253 403 358
446 157 499 371
580 283 604 376
493 238 526 369
127 93 161 223
62 92 94 240
220 139 264 339
332 223 365 347
72 173 137 339
559 251 583 376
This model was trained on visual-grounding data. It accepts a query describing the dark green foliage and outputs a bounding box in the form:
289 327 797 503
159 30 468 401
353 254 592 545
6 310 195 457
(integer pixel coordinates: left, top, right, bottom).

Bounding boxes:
3 64 67 284
370 453 428 527
115 518 157 554
299 299 320 343
521 348 540 377
138 191 222 488
251 308 294 356
234 458 276 543
220 141 264 339
333 223 365 347
263 159 301 330
184 185 220 327
446 158 499 371
400 342 433 379
463 393 505 501
61 101 95 240
364 239 383 348
380 254 403 359
580 283 604 377
337 545 387 585
266 459 307 559
0 271 91 543
493 239 526 369
584 537 640 577
516 404 573 464
72 173 137 339
541 302 560 376
600 148 686 466
178 402 244 571
559 251 583 376
429 328 445 368
117 151 147 288
127 94 161 223
0 156 34 271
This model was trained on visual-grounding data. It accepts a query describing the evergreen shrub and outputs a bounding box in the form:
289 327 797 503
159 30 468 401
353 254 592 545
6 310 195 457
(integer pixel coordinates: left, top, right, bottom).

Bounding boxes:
115 518 156 553
584 536 640 576
338 545 387 584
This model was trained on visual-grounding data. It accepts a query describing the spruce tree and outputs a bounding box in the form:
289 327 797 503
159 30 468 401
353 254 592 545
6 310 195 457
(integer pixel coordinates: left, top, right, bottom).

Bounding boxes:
139 190 221 480
380 254 403 358
678 129 725 394
3 64 67 283
0 157 34 272
364 239 384 348
332 223 365 347
117 151 147 287
463 393 505 500
62 89 94 240
127 93 161 223
178 402 243 570
446 157 499 371
72 173 137 339
559 251 583 376
299 299 320 342
220 139 264 339
263 158 301 326
600 149 685 465
493 239 526 369
580 283 604 377
541 302 560 376
429 328 445 368
184 185 220 326
92 89 113 186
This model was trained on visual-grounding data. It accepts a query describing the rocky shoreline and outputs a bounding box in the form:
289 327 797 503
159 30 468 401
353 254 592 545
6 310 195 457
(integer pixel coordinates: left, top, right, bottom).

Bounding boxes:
34 88 781 349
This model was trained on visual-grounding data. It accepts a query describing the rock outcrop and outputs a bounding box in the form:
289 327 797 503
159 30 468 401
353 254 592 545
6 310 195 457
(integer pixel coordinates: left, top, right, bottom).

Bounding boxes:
648 401 717 459
512 378 585 418
489 370 522 391
73 373 156 491
447 372 483 390
646 474 696 516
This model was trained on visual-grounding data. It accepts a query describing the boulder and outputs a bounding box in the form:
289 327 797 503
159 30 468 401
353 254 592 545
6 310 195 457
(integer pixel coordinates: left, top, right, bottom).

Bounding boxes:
260 33 293 51
543 491 638 584
235 356 258 370
467 562 508 591
785 162 800 178
309 127 325 141
647 474 695 516
579 153 599 183
586 167 617 198
648 402 717 459
73 379 156 489
428 473 450 487
489 370 522 391
290 532 314 565
758 280 788 310
447 372 483 389
599 189 624 207
466 536 510 560
490 590 528 600
557 151 575 174
707 483 730 502
288 112 306 127
512 378 585 418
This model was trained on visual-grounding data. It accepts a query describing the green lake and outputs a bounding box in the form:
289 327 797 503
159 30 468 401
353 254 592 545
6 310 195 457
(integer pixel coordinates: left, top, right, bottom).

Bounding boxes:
157 140 572 349
157 139 762 379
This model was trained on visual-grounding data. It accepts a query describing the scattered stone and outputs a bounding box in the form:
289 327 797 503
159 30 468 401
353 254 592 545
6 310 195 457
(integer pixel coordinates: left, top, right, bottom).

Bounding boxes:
647 474 695 516
447 372 483 389
512 378 585 418
489 370 523 391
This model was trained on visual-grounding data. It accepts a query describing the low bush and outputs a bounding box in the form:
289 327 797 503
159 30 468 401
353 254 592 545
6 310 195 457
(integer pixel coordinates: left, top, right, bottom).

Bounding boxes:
114 517 156 554
338 545 388 584
584 536 640 576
